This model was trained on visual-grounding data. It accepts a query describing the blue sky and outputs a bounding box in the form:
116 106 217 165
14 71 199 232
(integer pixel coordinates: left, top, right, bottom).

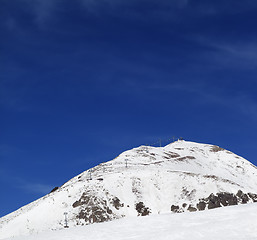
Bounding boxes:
1 0 257 217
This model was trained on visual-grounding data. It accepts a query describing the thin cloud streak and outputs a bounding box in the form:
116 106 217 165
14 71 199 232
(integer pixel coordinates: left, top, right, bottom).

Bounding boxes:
193 37 257 69
3 0 196 26
19 182 54 194
147 82 257 122
0 168 53 195
3 0 257 28
32 0 57 26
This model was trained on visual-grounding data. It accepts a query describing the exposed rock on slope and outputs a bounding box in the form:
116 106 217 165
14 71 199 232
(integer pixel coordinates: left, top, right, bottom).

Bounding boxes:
171 190 257 213
1 140 257 239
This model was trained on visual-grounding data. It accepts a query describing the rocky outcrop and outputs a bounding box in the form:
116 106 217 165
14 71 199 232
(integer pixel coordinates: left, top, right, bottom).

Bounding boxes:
78 204 113 223
135 202 151 216
171 205 180 213
196 201 206 211
111 197 124 210
187 205 197 212
210 146 224 152
201 191 257 209
171 190 257 213
72 192 124 224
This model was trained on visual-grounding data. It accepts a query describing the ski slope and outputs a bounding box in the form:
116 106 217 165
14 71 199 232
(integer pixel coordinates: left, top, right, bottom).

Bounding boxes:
3 203 257 240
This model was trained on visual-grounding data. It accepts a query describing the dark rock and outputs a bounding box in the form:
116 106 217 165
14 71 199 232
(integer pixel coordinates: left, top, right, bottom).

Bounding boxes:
191 190 257 213
171 205 180 213
241 194 249 204
207 193 221 209
187 205 197 212
111 197 124 210
217 192 237 206
72 194 91 208
73 191 117 224
78 205 113 223
107 208 113 214
136 202 151 216
248 193 257 202
236 190 243 197
210 146 224 152
182 203 187 208
204 175 219 181
197 201 206 211
50 187 59 193
72 201 81 208
164 152 180 158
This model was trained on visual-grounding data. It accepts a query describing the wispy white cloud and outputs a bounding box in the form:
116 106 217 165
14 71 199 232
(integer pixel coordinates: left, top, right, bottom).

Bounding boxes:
16 0 58 26
235 95 257 121
193 37 257 70
8 0 191 26
146 82 257 122
77 0 190 22
4 0 257 27
19 182 54 194
0 168 53 194
198 90 257 122
32 0 56 25
185 1 257 16
211 44 257 69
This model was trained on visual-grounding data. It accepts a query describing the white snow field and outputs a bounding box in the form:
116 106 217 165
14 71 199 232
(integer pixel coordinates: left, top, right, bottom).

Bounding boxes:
3 203 257 240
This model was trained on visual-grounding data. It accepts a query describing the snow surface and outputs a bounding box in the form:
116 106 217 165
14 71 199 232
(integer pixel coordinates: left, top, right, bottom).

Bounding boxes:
3 203 257 240
1 140 257 239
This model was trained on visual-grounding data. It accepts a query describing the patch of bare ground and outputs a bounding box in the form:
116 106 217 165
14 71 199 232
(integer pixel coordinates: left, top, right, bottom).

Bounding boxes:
210 145 224 152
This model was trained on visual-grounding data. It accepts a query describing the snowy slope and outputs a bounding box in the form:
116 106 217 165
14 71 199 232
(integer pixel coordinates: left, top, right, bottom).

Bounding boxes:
3 203 257 240
1 140 257 239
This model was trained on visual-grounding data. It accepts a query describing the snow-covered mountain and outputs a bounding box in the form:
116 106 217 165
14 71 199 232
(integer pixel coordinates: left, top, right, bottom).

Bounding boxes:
1 140 257 239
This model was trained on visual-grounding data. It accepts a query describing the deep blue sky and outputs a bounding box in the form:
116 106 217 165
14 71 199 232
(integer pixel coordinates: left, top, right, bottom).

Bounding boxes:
1 0 257 217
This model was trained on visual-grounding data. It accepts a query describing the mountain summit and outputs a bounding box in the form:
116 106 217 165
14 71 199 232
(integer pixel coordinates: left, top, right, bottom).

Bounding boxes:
1 140 257 239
